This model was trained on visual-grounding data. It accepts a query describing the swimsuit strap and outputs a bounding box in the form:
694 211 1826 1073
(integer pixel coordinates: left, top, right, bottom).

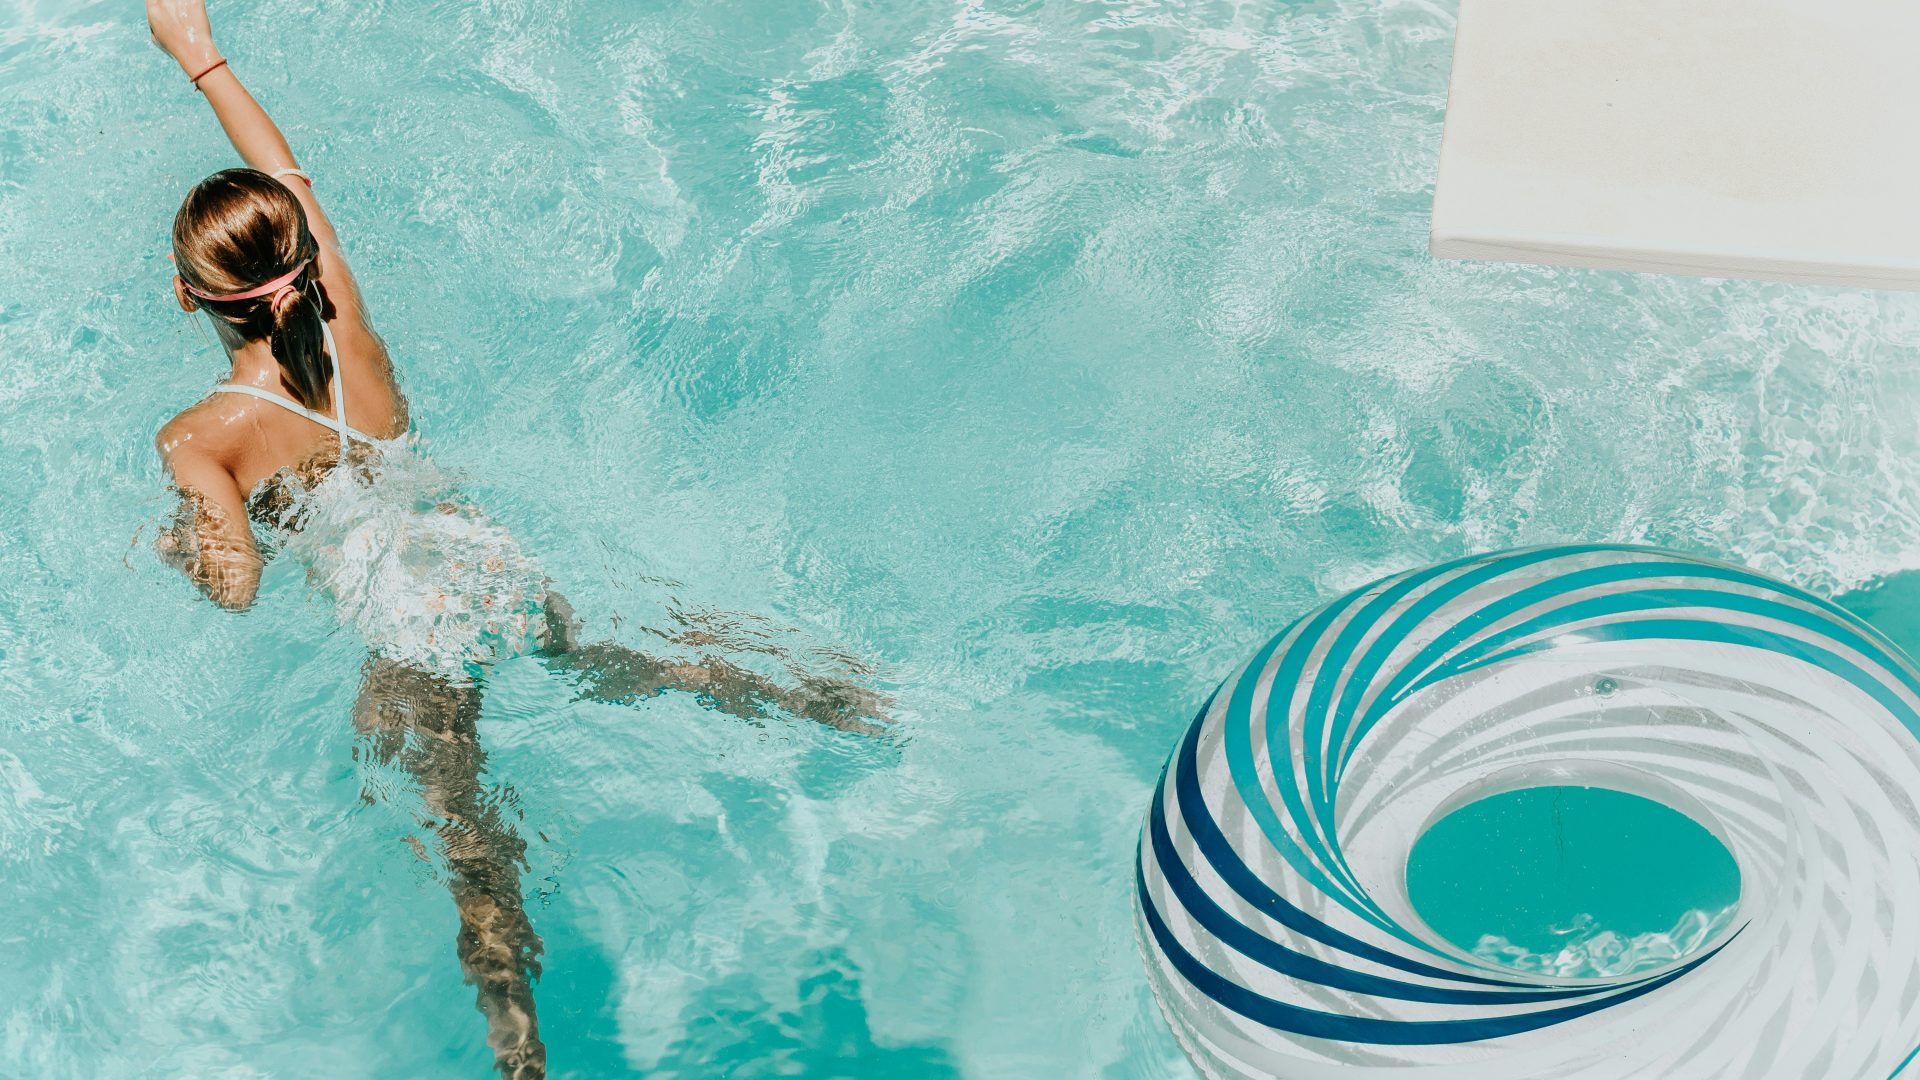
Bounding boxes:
211 319 377 445
323 320 349 437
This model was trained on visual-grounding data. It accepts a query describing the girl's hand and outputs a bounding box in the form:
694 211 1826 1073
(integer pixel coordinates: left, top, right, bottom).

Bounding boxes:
146 0 221 75
154 524 193 571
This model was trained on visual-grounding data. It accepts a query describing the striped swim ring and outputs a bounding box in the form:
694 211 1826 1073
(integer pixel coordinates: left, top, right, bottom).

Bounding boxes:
1136 545 1920 1079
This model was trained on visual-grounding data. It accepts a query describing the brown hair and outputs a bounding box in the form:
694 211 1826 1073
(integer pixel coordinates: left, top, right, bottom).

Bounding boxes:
172 168 336 411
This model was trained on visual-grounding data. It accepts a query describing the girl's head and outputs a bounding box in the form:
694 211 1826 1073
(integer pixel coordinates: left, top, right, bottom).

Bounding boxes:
172 168 335 410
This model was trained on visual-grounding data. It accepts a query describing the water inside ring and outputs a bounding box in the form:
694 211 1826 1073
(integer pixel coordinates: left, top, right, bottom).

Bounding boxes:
1405 785 1742 979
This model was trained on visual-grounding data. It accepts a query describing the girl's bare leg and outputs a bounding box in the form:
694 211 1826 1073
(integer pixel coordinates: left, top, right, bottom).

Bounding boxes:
536 591 892 734
353 657 546 1079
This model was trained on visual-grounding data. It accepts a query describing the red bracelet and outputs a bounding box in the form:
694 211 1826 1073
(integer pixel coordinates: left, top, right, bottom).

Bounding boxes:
189 57 229 88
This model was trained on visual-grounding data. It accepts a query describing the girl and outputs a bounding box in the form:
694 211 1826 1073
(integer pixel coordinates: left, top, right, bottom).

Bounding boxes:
144 3 888 1076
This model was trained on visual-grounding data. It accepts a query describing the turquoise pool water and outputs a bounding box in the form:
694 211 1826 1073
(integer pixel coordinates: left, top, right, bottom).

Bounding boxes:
5 0 1920 1076
1405 786 1741 979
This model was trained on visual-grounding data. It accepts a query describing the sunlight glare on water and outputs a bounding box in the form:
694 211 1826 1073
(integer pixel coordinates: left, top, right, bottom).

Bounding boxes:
4 0 1920 1076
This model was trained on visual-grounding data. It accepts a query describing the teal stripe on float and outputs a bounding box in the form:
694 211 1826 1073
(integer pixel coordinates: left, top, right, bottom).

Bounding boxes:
1333 556 1920 795
1218 602 1397 938
1306 551 1559 899
1310 547 1610 898
1298 564 1451 915
1426 585 1920 707
1318 548 1594 785
1142 543 1920 1075
1239 545 1637 947
1335 557 1759 782
1449 619 1920 743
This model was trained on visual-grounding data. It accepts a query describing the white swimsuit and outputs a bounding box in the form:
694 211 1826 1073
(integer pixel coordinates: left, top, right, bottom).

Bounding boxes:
213 322 548 681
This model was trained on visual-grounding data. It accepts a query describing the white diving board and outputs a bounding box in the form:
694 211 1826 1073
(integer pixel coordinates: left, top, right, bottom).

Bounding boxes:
1431 0 1920 291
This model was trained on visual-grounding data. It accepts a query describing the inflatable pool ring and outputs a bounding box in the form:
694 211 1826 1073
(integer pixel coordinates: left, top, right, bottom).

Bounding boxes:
1135 545 1920 1079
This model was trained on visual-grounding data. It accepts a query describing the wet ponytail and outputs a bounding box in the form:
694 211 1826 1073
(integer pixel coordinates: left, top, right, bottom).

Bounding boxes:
265 275 332 410
172 168 337 412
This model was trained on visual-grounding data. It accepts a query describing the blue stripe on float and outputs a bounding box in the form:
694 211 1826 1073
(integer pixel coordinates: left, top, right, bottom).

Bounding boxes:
1145 774 1619 1005
1137 849 1731 1044
1169 691 1528 988
1137 545 1904 1055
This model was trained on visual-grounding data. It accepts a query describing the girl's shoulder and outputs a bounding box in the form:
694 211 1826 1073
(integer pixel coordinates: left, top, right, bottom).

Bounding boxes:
154 394 246 465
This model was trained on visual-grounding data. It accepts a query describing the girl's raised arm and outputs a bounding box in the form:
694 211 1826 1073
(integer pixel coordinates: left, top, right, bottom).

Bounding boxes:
146 0 374 331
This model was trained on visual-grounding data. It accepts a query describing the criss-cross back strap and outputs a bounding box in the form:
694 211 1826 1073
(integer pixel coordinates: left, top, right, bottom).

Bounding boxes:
211 320 376 445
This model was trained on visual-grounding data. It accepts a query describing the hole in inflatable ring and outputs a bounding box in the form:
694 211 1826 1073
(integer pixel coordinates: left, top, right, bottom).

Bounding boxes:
1404 785 1741 979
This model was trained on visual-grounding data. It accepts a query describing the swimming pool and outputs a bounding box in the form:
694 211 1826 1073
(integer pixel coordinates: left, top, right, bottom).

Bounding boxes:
4 0 1920 1076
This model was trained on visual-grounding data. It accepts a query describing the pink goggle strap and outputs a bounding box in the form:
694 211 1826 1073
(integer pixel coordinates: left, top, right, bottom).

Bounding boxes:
175 258 312 302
